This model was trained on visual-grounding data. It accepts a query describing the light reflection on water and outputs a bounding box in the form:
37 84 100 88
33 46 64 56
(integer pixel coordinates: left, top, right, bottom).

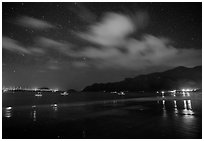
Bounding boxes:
24 98 197 133
162 100 165 109
30 105 37 121
182 99 194 115
159 98 199 138
4 107 13 118
173 100 178 115
160 98 195 119
3 99 197 120
51 104 58 112
186 92 190 97
174 100 177 108
3 92 201 138
184 100 187 109
187 100 192 109
162 100 167 117
32 110 37 121
182 92 185 96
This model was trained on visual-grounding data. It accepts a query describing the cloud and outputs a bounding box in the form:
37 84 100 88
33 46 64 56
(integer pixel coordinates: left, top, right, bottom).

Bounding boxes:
37 37 66 47
29 47 45 54
116 35 201 69
72 61 88 68
3 37 31 54
35 36 76 57
36 37 68 53
46 60 61 70
78 12 135 47
74 35 201 70
47 65 60 70
3 36 46 55
16 16 55 29
4 11 201 71
70 4 96 24
74 12 201 70
2 36 77 61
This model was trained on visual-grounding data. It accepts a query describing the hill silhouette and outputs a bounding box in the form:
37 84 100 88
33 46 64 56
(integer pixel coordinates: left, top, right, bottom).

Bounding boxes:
83 66 202 92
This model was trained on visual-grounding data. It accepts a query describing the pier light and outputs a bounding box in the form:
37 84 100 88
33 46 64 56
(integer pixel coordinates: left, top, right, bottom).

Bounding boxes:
161 91 165 98
32 105 36 108
3 89 8 92
53 89 58 92
51 104 57 107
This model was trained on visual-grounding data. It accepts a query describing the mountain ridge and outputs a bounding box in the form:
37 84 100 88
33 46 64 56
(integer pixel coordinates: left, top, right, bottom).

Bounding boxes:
83 66 202 92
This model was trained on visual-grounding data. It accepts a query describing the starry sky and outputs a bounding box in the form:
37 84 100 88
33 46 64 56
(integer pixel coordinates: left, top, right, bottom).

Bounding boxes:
2 2 202 90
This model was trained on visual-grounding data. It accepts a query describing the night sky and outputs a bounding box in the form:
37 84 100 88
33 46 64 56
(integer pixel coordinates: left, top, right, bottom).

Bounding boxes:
2 2 202 90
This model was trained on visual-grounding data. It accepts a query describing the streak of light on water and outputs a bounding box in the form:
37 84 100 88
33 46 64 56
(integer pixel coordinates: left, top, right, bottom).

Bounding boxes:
4 107 13 118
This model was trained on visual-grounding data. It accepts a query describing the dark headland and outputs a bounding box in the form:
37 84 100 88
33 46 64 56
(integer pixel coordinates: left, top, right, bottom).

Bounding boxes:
83 66 202 92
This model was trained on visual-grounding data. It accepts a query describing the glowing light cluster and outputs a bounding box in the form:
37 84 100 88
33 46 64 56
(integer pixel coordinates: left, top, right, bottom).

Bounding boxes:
2 87 60 92
181 88 196 92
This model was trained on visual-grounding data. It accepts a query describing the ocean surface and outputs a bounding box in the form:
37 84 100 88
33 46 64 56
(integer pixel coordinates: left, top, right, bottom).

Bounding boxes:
2 91 202 139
